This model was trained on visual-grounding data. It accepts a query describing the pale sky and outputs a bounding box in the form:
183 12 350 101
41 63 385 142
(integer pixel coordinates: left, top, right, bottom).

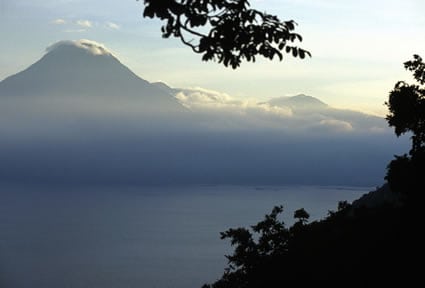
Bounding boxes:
1 0 424 116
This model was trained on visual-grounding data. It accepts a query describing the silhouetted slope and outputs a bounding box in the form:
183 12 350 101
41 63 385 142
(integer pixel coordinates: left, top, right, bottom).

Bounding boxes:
351 184 402 208
204 185 423 288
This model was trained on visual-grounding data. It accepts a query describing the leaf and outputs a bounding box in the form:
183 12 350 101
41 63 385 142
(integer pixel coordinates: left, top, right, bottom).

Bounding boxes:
292 47 298 57
276 50 283 61
143 7 155 18
285 20 295 30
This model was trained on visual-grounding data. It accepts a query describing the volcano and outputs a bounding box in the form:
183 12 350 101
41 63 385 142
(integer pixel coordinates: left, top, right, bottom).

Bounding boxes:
0 39 185 113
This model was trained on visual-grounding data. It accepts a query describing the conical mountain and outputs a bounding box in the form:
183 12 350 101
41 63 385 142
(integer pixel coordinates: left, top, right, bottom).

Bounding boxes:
0 39 185 113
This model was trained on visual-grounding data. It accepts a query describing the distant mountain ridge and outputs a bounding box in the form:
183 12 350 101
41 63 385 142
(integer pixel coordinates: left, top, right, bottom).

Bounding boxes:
0 39 383 123
268 94 328 110
155 83 387 132
0 40 185 113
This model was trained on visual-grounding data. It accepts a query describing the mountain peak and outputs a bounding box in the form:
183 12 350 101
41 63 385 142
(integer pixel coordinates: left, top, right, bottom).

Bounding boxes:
0 39 143 97
268 94 328 110
0 39 187 113
46 39 114 57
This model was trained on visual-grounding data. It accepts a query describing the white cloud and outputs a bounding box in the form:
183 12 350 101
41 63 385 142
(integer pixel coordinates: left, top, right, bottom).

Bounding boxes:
171 86 391 134
46 39 114 56
176 87 234 106
51 18 66 25
173 87 294 131
106 22 120 30
319 119 353 132
175 87 293 118
76 20 93 28
256 103 293 118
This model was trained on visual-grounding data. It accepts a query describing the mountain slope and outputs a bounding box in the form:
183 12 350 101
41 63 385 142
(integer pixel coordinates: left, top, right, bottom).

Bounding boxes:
266 94 386 131
268 94 328 110
0 40 185 113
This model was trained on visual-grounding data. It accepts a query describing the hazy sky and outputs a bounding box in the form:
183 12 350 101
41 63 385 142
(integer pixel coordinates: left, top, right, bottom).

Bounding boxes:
1 0 424 115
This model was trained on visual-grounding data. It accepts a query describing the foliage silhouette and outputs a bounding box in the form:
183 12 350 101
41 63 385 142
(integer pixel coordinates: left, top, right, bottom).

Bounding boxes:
293 208 309 224
140 0 310 68
203 197 422 287
385 55 425 203
202 206 292 288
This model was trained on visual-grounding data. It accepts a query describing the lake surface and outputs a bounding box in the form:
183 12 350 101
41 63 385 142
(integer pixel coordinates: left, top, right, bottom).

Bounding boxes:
0 185 372 288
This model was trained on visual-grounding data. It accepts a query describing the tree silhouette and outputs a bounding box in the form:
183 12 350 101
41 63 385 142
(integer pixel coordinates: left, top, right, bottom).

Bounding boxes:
140 0 310 68
385 55 425 202
290 208 310 233
293 208 309 224
386 55 425 155
202 206 291 288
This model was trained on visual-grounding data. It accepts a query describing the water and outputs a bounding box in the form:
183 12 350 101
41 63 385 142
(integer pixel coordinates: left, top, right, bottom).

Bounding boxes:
0 185 371 288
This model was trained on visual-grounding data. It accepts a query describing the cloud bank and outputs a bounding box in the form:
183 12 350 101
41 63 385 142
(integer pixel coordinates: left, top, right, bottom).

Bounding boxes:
0 87 405 187
318 119 353 132
176 87 291 117
174 87 385 134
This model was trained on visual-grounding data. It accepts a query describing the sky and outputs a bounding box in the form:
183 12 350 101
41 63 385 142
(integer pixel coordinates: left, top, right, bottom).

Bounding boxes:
0 0 424 116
